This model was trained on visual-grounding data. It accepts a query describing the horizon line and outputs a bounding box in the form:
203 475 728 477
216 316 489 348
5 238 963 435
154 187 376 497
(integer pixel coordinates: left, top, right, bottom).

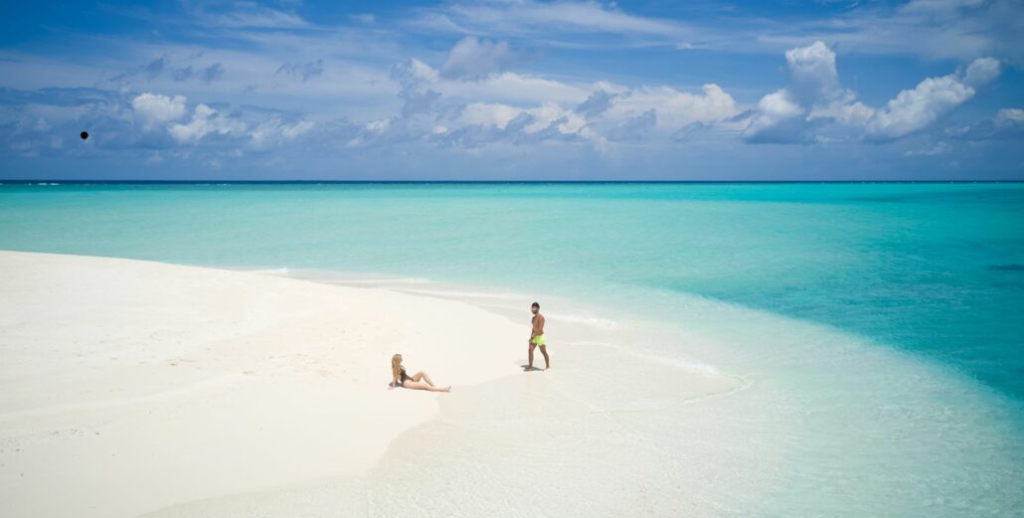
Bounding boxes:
3 180 1024 185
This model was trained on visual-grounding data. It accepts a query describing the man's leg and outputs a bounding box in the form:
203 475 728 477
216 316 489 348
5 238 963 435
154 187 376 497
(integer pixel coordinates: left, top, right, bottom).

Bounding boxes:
528 342 536 370
539 345 550 369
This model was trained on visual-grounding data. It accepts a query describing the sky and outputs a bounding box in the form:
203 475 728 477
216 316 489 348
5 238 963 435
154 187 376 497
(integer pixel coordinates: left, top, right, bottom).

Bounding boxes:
1 0 1022 181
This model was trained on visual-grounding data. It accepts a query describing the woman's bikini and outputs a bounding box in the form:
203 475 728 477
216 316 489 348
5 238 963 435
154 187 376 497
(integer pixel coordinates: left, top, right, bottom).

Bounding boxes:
398 366 412 386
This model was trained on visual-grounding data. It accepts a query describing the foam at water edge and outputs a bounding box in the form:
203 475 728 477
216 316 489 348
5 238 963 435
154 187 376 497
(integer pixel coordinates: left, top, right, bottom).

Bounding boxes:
572 339 723 377
334 277 432 285
546 313 621 330
394 287 526 299
248 267 290 275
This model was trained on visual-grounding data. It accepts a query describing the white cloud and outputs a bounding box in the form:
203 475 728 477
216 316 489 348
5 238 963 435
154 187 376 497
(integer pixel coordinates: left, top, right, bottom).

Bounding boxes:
809 100 875 127
964 57 1001 88
730 0 1022 63
436 100 598 148
784 41 843 105
191 4 307 29
372 47 735 150
387 55 592 122
457 102 526 130
576 90 616 117
607 84 738 131
345 97 602 150
392 58 439 88
453 102 588 136
412 0 688 39
131 93 187 130
945 107 1024 141
391 59 442 118
407 0 1022 65
864 75 974 140
865 57 1000 140
743 42 1002 142
440 72 589 105
522 103 584 134
168 104 246 144
441 37 514 80
277 59 326 82
609 109 657 141
345 117 404 148
369 35 1000 151
250 119 315 148
743 90 805 141
995 108 1024 127
743 41 850 142
365 119 392 133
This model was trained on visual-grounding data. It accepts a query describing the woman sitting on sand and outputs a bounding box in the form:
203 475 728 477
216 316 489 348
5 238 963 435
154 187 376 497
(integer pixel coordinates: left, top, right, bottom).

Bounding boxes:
390 354 450 392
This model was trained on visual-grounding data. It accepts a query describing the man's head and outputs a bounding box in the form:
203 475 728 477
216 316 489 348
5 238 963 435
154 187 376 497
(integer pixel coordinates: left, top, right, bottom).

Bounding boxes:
531 302 540 315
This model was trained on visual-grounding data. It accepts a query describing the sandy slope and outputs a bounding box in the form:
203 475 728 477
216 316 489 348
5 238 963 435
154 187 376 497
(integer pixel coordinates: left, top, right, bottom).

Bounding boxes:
0 251 525 518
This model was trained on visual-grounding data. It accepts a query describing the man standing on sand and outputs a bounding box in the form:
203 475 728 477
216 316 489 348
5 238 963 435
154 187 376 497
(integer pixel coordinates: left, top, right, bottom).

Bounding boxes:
528 302 550 371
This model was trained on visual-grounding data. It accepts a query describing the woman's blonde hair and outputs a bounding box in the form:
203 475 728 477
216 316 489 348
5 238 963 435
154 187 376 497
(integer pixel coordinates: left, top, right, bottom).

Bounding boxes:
391 354 403 379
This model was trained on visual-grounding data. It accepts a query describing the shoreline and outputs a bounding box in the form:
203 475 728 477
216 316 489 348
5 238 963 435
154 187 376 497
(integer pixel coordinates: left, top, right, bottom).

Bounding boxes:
152 265 1024 517
3 251 1022 517
0 251 538 518
141 269 751 518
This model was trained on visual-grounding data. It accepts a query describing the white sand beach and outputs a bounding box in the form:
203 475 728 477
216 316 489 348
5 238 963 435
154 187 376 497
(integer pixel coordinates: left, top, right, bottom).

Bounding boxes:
3 251 1021 517
0 251 532 517
0 251 746 517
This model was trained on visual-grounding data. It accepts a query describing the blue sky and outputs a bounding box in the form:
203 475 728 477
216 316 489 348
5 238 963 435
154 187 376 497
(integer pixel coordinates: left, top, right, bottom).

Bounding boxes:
1 0 1022 180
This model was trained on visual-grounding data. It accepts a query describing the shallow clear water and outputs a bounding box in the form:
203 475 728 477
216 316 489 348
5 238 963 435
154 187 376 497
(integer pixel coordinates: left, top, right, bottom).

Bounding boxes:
2 182 1022 399
2 182 1023 516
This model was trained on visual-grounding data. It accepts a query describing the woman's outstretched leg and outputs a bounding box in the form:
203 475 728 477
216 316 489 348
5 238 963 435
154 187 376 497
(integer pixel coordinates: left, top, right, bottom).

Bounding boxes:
411 370 435 386
403 380 450 392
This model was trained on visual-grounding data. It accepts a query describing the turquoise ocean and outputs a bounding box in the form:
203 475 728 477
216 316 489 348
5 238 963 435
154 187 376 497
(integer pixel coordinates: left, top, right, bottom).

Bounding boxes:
2 181 1022 515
